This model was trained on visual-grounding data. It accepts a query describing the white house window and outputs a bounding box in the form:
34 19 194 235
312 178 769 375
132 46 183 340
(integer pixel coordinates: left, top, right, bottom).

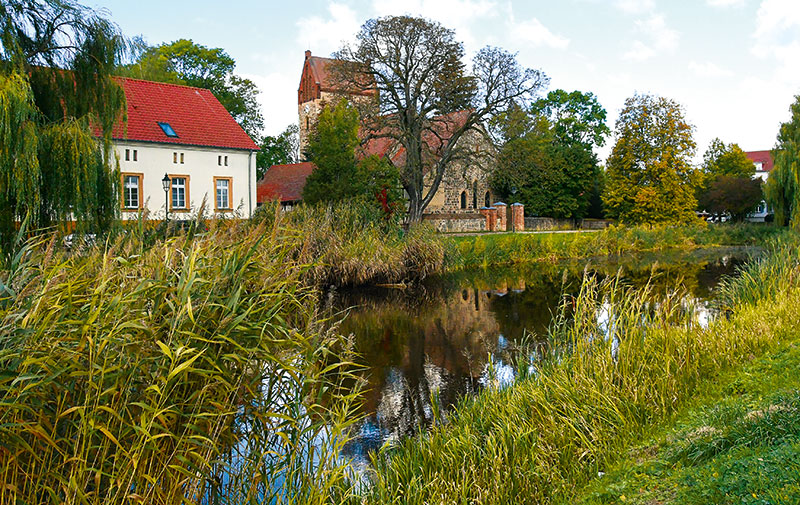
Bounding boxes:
171 176 188 210
215 177 232 210
218 155 222 166
180 153 184 164
754 162 763 171
173 152 177 164
224 155 228 166
133 149 138 161
122 173 141 209
125 149 130 161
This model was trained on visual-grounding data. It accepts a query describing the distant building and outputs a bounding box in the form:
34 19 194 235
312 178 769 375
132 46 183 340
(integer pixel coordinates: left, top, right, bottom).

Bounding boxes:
257 162 315 210
257 51 495 217
744 150 774 222
107 78 259 220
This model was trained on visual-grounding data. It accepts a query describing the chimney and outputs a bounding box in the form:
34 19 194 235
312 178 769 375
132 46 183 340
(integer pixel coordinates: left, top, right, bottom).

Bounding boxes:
305 50 311 60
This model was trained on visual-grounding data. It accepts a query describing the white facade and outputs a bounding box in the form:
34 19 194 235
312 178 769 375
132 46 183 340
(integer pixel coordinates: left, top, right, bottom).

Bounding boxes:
114 141 257 220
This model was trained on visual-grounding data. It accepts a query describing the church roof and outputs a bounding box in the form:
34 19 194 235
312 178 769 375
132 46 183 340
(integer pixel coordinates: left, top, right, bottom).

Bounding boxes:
257 162 315 203
299 51 376 104
104 77 259 151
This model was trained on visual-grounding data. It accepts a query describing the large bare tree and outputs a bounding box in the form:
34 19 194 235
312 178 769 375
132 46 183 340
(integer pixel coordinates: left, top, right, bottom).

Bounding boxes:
331 16 548 222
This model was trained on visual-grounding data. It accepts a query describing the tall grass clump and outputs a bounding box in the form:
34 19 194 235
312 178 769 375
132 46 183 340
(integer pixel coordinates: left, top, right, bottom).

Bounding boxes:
453 223 786 270
0 219 362 505
364 245 800 504
253 200 447 286
716 234 800 310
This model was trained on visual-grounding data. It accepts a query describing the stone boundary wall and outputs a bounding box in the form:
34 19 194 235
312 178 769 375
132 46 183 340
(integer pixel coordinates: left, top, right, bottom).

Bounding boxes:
423 213 486 233
524 217 613 231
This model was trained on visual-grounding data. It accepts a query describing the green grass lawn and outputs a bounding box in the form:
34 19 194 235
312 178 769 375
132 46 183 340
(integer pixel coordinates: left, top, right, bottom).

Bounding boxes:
575 343 800 505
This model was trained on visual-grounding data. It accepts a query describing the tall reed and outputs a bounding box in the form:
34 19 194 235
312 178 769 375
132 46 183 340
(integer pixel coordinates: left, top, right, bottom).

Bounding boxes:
253 200 448 286
363 244 800 504
0 219 362 504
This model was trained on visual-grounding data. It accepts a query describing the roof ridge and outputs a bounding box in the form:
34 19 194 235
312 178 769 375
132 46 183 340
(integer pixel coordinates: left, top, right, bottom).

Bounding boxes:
113 75 213 93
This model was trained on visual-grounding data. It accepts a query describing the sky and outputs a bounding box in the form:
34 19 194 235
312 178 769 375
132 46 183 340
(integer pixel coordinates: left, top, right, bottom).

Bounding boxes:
93 0 800 161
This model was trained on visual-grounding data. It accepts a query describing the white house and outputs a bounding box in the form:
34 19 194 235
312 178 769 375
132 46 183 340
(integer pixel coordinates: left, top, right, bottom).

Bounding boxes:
107 78 259 220
745 150 774 222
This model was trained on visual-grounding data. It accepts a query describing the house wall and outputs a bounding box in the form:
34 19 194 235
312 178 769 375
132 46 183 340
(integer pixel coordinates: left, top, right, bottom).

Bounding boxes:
114 141 256 220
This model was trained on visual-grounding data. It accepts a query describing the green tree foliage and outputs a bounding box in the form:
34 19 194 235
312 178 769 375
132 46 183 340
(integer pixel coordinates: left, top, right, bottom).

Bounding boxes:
532 89 610 149
603 94 699 225
0 0 126 253
701 138 755 179
697 138 759 219
699 176 763 222
257 124 299 179
303 100 401 210
122 38 263 139
490 90 607 219
765 95 800 227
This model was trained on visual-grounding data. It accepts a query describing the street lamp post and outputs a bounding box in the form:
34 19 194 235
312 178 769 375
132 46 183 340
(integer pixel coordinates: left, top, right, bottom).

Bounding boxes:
162 173 170 223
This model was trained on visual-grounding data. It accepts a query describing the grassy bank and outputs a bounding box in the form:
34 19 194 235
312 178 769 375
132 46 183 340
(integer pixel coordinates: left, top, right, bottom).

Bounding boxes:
0 219 362 504
577 344 800 504
361 237 800 504
451 223 786 270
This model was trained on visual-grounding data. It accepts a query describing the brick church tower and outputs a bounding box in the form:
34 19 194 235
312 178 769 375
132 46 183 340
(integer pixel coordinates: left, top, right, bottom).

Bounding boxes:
297 50 375 158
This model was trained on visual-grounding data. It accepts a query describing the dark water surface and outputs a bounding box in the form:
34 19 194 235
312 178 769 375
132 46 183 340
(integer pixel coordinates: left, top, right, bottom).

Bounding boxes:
324 247 755 469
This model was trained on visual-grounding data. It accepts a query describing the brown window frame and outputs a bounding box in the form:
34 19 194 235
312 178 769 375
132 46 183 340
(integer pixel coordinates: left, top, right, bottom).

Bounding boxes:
121 172 144 211
213 176 233 211
168 174 190 212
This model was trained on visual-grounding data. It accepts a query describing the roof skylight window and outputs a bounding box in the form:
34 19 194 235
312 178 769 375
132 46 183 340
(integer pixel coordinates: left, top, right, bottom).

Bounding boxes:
158 122 178 138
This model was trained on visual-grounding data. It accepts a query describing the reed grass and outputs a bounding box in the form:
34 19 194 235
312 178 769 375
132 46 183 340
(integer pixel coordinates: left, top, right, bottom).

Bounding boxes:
253 201 447 287
452 223 786 270
362 238 800 505
0 218 363 505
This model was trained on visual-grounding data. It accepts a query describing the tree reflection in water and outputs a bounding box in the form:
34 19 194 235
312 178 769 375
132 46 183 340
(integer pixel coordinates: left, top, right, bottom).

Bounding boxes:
325 247 756 468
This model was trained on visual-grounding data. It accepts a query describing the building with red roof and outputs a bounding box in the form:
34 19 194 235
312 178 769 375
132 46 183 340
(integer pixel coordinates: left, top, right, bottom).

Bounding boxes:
257 162 315 209
744 150 776 222
109 77 259 219
744 150 774 182
263 51 495 219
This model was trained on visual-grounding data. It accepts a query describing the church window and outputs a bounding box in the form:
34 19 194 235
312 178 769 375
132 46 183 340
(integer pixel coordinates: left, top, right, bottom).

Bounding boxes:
485 191 491 208
472 181 478 209
460 191 467 209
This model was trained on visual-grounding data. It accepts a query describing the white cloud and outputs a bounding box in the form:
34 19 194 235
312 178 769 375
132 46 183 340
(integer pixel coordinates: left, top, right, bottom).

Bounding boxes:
508 17 570 49
688 60 734 77
752 0 800 58
636 14 679 50
623 40 655 61
614 0 655 14
371 0 496 25
620 12 678 61
371 0 498 51
240 71 298 138
706 0 746 7
296 3 360 55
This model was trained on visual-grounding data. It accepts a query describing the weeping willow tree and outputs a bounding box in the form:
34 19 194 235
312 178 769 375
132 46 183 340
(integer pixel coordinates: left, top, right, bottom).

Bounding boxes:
0 0 127 254
765 95 800 228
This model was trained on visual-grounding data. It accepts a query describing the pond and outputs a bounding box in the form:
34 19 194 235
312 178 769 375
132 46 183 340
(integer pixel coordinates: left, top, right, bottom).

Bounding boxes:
322 247 756 470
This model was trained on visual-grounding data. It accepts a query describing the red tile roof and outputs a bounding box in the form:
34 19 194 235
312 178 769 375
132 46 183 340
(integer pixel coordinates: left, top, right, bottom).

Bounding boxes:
105 77 258 151
257 162 315 203
745 150 774 172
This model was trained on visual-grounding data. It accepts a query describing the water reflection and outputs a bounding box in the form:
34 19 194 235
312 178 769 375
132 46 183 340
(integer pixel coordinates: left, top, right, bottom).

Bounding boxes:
325 248 755 468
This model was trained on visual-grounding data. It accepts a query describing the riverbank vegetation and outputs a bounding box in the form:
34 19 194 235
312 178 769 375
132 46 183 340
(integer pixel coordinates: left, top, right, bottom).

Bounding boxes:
0 219 363 504
452 222 785 270
361 236 800 504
